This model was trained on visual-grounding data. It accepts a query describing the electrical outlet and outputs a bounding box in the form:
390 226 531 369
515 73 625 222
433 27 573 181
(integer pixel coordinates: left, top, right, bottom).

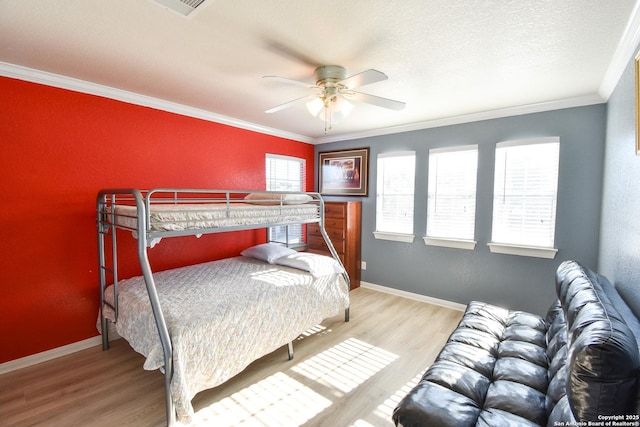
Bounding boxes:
361 261 367 270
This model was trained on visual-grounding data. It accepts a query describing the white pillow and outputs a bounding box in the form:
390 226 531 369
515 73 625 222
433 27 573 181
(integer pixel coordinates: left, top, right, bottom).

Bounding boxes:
275 252 345 278
241 243 297 264
244 192 312 205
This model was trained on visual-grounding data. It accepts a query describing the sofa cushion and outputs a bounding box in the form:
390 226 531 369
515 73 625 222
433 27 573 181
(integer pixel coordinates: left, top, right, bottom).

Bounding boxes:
393 301 549 426
556 260 640 420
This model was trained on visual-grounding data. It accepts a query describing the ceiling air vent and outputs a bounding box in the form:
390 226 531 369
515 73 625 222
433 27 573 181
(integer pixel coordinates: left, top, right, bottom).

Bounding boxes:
152 0 208 17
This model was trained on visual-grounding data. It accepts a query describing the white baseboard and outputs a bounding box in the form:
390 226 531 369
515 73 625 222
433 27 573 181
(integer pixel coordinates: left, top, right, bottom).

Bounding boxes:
0 327 121 375
361 281 467 312
0 336 102 375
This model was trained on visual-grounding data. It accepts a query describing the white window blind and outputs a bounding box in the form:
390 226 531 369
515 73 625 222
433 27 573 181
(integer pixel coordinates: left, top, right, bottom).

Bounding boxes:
375 151 415 237
266 154 305 246
491 138 560 249
427 145 478 242
266 154 305 192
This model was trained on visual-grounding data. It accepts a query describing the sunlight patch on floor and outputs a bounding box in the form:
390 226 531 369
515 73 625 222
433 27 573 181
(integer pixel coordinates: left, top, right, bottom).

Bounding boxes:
188 371 331 426
292 337 399 394
350 419 378 427
189 337 399 426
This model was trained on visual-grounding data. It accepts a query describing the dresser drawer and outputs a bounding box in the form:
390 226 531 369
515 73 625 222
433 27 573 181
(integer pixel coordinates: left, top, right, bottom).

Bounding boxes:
325 227 345 241
325 203 347 218
324 217 345 229
308 223 345 241
307 223 321 237
308 235 345 254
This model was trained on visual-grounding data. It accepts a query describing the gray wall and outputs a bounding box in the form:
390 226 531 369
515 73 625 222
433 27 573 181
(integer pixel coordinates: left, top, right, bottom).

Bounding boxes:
317 105 606 315
600 41 640 313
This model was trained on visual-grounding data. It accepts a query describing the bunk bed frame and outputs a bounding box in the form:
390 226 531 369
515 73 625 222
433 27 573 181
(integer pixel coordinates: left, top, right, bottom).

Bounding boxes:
97 188 349 426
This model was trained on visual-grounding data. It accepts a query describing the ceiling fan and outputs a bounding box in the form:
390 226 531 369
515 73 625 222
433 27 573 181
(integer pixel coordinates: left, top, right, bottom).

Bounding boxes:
263 65 406 133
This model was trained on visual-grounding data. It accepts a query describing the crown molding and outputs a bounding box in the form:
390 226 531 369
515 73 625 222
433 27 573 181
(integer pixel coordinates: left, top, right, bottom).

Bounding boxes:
313 93 605 144
0 62 313 144
599 0 640 99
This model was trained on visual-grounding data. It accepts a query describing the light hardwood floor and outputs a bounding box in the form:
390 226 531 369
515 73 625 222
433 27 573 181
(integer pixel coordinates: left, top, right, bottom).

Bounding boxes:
0 287 463 427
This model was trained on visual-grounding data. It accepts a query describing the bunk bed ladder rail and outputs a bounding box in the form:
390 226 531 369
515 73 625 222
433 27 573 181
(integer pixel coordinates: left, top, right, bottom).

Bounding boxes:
97 193 120 350
97 189 177 426
135 189 177 427
317 198 350 322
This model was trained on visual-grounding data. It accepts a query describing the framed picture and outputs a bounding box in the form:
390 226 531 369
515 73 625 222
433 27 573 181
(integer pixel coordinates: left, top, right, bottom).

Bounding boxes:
319 148 369 196
636 49 640 155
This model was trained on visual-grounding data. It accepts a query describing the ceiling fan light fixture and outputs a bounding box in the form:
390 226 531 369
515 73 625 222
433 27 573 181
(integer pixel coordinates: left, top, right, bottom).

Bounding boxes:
307 94 354 121
316 95 354 133
306 97 324 117
335 96 355 117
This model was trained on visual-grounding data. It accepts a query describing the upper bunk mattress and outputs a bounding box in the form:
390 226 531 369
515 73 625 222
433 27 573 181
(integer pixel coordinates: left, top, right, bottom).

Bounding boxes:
102 255 348 423
112 202 320 232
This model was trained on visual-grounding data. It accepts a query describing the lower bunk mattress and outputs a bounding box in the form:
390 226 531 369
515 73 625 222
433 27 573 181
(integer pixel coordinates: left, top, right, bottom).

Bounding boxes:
101 255 349 423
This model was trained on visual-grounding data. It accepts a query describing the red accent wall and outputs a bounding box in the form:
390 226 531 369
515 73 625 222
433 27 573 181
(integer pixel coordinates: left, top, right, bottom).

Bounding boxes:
0 76 315 363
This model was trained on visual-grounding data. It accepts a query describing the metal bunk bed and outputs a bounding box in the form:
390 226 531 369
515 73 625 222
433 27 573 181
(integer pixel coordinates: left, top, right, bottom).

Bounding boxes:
96 188 350 426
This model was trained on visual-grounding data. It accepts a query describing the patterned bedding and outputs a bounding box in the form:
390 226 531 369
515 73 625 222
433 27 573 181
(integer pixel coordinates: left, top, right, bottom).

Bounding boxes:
112 203 320 232
102 256 349 423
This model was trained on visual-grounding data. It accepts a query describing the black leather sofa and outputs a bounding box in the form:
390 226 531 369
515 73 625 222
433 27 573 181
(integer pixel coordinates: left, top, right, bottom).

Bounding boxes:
393 260 640 426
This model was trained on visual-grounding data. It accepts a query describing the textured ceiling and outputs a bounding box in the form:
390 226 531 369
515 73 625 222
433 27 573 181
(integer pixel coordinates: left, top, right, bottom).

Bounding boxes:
1 0 639 143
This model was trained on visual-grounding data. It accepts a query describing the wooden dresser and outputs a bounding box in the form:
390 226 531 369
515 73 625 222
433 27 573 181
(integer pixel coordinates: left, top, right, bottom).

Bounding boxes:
307 201 361 290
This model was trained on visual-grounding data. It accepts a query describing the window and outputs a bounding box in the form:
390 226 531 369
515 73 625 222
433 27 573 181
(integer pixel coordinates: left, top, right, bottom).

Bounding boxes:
374 151 415 242
265 154 305 247
489 137 560 259
425 145 478 250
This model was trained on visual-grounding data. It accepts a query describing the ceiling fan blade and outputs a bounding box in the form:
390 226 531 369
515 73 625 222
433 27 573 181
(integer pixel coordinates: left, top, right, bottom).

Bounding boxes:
262 75 315 88
346 91 406 111
265 95 315 114
340 69 388 89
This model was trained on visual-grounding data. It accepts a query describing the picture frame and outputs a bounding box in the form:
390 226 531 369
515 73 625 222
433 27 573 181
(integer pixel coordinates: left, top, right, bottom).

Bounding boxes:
318 148 369 196
636 49 640 155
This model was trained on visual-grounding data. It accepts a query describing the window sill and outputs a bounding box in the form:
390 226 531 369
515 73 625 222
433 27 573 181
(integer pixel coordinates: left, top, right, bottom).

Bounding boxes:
423 237 476 250
373 231 415 243
488 243 558 259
